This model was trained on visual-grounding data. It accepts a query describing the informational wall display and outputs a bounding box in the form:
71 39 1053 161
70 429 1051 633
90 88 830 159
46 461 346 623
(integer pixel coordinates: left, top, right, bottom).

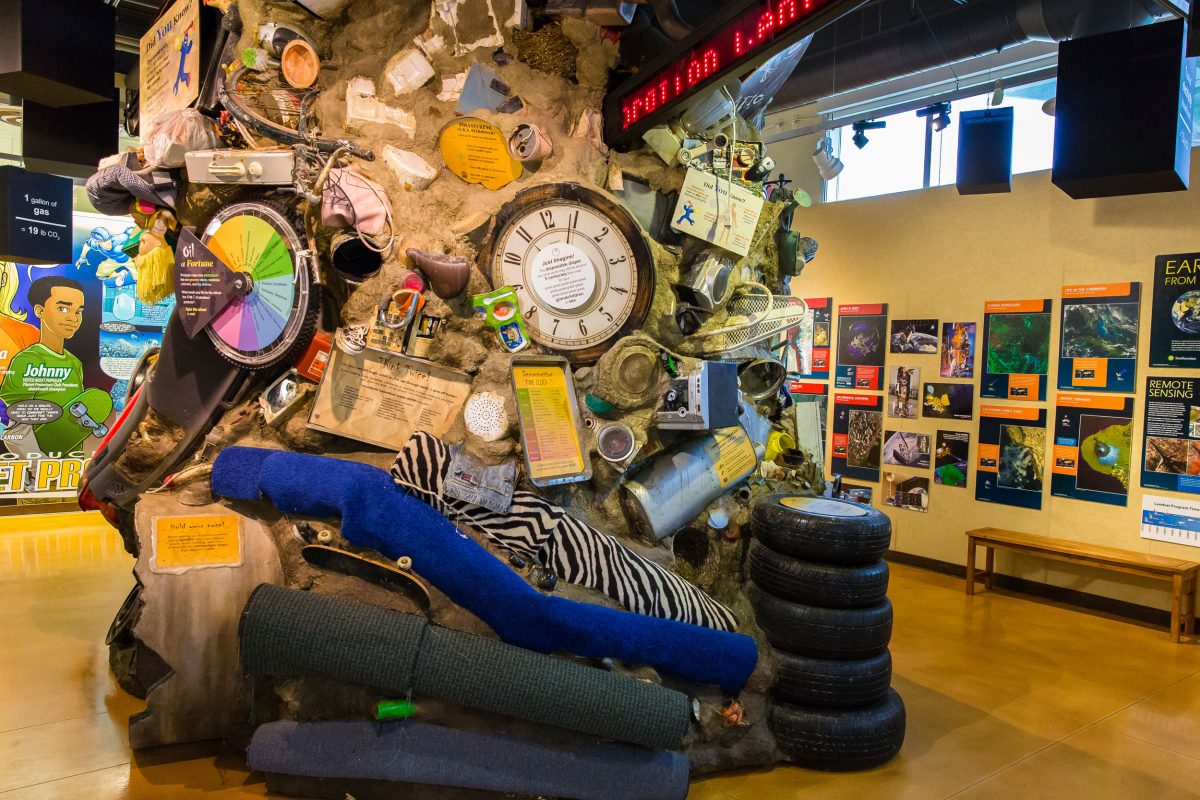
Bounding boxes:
785 297 831 379
1141 494 1200 548
174 228 241 338
1141 376 1200 495
887 365 919 419
940 322 976 378
439 117 523 190
0 167 73 265
935 430 970 488
890 318 938 354
976 404 1047 510
309 348 471 450
883 430 930 469
670 168 764 257
512 358 590 486
150 514 242 574
1051 393 1135 506
789 380 827 463
922 382 974 420
1149 252 1200 368
882 472 929 512
831 392 883 482
1059 282 1140 392
139 0 201 129
835 303 887 390
980 299 1052 401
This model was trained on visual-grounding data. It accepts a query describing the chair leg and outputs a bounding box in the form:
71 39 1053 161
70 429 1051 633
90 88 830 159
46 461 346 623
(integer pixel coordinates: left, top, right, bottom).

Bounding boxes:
984 547 995 590
966 537 977 596
1171 574 1183 643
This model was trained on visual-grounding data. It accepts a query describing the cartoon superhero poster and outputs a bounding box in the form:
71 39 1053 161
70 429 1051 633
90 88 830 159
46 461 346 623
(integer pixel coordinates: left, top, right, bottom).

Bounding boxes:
1059 283 1140 392
976 405 1048 510
785 297 831 380
835 303 887 390
1149 253 1200 368
831 392 883 483
0 212 172 501
1051 394 1134 507
980 299 1052 401
1141 377 1200 496
138 0 201 129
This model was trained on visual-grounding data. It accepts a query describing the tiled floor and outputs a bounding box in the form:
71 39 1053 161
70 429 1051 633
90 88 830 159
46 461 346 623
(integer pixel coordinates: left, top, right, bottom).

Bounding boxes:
3 514 1200 798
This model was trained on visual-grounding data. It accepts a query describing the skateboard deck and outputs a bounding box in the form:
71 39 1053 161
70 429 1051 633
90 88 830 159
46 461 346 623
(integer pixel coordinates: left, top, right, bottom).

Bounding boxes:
301 545 432 611
35 387 114 454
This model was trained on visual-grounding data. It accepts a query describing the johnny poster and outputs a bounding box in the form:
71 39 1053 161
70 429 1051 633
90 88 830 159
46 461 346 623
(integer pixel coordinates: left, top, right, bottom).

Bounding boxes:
785 297 831 380
1051 393 1134 507
831 392 883 482
835 303 887 390
980 299 1052 401
1149 253 1200 368
0 212 171 500
976 404 1048 510
1059 283 1140 392
1141 376 1200 495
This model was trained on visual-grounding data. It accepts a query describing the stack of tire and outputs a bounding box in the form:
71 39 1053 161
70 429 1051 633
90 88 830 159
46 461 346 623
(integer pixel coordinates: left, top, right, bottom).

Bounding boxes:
747 493 905 771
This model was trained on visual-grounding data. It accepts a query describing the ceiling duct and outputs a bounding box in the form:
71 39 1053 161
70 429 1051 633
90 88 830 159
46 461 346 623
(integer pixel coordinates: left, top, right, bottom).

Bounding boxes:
768 0 1164 112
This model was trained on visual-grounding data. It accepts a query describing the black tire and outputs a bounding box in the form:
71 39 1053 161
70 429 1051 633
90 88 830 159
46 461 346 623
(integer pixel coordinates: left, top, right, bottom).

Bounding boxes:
748 582 892 659
769 689 906 771
773 650 892 709
749 541 889 608
752 493 891 565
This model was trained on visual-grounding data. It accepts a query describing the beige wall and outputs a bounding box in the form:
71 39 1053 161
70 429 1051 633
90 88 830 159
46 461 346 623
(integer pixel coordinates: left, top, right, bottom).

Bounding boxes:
793 150 1200 610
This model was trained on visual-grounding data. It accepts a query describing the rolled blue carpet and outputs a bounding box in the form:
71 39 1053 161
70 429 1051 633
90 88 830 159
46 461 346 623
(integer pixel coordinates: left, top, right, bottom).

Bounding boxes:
247 720 690 800
213 446 757 694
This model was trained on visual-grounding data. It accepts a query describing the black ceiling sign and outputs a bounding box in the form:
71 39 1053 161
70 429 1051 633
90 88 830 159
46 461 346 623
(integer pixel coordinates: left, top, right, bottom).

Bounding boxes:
0 166 73 265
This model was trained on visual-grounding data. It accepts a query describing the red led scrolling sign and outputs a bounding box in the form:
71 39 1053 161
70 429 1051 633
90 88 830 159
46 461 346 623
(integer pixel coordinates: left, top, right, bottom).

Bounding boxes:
602 0 866 149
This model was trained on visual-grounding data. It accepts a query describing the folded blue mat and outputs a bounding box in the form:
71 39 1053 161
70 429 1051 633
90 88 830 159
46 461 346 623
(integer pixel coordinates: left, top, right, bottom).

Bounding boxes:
213 446 757 694
247 720 690 800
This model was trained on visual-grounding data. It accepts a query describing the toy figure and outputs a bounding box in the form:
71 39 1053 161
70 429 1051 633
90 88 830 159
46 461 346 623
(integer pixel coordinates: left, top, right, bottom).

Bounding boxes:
174 23 195 95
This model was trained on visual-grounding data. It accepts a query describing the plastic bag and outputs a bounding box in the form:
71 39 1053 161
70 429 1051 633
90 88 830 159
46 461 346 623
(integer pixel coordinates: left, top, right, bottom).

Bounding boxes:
321 167 393 238
142 109 219 168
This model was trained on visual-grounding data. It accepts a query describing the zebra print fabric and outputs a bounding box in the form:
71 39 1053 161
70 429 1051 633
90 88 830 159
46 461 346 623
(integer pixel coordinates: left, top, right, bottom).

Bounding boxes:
392 432 739 632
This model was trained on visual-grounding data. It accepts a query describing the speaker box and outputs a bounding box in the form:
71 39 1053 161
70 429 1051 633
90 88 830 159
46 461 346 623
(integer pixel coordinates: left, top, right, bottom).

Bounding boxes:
22 93 119 179
1052 18 1193 200
0 0 115 107
957 107 1014 195
1189 7 1198 58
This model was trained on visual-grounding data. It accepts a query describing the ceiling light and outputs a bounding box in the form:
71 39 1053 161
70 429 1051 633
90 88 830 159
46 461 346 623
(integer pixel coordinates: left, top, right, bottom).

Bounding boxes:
917 102 952 132
1042 97 1056 116
812 135 843 180
851 119 887 149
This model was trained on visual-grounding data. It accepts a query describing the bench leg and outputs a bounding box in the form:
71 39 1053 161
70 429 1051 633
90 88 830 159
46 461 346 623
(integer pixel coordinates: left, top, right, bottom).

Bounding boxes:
1187 577 1197 637
1171 574 1183 643
966 537 977 596
984 547 995 590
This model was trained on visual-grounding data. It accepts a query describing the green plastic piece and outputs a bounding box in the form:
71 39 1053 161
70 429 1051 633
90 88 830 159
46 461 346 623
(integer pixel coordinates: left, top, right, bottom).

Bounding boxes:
584 394 614 414
375 699 416 720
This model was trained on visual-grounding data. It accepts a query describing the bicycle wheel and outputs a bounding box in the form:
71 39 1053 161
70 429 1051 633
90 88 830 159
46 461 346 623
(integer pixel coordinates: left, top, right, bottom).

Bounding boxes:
220 65 309 146
200 200 319 370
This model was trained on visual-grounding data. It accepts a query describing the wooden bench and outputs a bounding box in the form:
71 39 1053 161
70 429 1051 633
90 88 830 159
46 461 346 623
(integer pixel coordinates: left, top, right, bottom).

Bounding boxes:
966 527 1200 642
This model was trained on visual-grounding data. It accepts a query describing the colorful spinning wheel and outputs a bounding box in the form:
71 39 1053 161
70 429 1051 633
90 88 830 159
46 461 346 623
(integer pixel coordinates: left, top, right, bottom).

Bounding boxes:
200 201 318 369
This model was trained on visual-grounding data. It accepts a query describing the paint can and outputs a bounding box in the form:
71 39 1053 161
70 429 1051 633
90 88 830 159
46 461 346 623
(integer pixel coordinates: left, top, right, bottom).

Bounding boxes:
508 123 553 162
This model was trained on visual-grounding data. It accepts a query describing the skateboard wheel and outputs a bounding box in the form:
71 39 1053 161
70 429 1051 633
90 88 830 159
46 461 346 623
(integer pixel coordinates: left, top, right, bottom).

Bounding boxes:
316 530 334 544
509 554 527 569
397 556 413 571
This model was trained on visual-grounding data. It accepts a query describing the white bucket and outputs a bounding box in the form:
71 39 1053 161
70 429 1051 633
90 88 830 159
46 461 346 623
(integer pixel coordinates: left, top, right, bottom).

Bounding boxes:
385 49 435 95
383 146 438 191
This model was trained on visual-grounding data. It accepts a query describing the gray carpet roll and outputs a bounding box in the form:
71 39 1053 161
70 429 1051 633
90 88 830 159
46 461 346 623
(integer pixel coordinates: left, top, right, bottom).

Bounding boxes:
248 720 691 800
240 585 691 750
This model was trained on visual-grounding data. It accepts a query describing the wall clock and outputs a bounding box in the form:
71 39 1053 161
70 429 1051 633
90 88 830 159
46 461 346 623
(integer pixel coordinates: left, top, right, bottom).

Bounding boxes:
482 183 655 363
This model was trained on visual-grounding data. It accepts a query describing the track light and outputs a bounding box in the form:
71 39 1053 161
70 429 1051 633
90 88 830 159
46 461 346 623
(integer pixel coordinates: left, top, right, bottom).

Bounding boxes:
851 119 887 149
917 102 952 132
812 135 843 180
1042 97 1056 116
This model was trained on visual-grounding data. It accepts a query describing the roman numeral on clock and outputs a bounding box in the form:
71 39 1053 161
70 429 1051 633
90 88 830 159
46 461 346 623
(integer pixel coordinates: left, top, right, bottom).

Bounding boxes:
516 226 533 243
503 252 522 266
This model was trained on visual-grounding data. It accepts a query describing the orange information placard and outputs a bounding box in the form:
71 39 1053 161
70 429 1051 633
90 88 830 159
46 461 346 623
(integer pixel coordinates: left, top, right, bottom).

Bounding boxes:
438 117 523 190
152 514 242 573
512 359 589 485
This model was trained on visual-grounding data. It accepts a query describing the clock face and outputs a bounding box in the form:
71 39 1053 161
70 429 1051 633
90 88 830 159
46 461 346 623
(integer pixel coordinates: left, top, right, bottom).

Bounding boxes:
485 184 654 362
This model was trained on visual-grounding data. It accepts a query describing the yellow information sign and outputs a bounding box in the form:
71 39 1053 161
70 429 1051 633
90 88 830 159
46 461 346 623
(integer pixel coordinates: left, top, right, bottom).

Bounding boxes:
152 515 243 573
438 117 523 190
512 363 586 483
139 0 201 129
706 428 758 487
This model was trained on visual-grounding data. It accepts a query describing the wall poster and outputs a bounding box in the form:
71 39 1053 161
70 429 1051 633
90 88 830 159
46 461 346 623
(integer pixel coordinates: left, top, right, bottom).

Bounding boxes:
784 296 831 380
1141 494 1200 548
789 380 827 464
882 472 929 513
1149 252 1200 368
890 318 938 354
1051 393 1135 507
922 382 974 420
940 322 976 378
935 430 970 488
976 404 1048 510
138 0 202 129
980 299 1052 401
883 430 930 468
1059 282 1140 393
835 303 887 390
886 365 919 419
831 392 883 483
1141 376 1200 495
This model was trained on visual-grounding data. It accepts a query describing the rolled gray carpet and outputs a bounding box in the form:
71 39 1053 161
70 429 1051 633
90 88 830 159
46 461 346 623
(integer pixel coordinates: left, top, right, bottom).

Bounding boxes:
240 585 691 750
248 720 690 800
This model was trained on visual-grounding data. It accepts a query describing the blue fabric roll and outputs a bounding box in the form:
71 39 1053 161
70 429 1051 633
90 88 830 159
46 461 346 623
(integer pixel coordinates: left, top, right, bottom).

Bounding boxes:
247 720 690 800
212 446 757 693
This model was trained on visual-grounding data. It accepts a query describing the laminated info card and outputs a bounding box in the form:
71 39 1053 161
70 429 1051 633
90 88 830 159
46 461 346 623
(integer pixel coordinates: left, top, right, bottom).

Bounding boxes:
785 297 832 380
835 304 888 390
670 168 764 258
1059 283 1140 392
309 348 471 450
1149 253 1200 368
1051 394 1135 507
1141 495 1200 549
976 404 1047 510
1141 376 1200 495
981 299 1052 401
831 393 883 483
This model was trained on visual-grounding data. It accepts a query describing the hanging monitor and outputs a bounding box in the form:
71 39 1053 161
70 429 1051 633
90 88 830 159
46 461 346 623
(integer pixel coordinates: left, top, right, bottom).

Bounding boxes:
957 107 1014 195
